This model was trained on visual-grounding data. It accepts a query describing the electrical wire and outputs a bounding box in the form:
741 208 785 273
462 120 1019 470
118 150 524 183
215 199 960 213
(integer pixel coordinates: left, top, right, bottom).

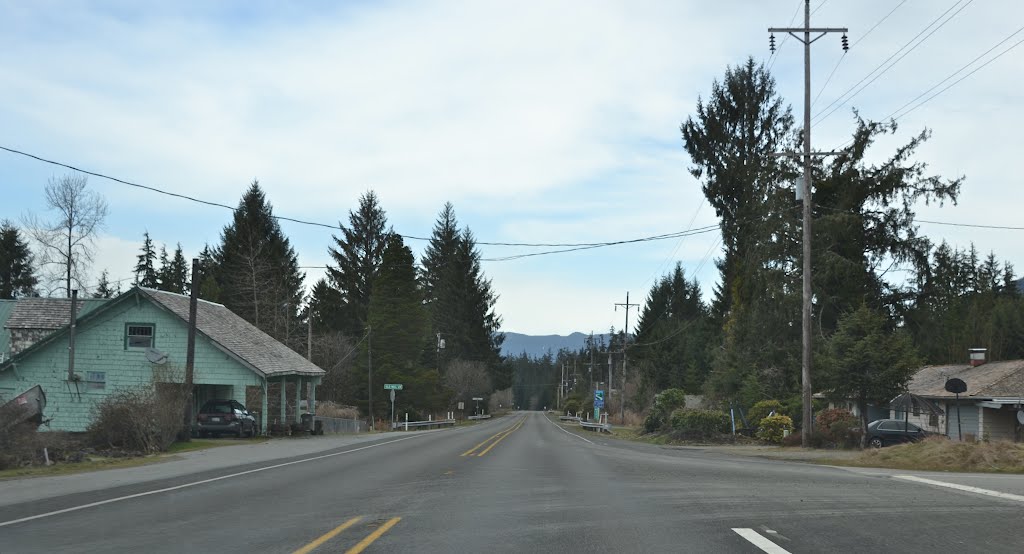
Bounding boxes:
811 0 973 127
767 0 806 73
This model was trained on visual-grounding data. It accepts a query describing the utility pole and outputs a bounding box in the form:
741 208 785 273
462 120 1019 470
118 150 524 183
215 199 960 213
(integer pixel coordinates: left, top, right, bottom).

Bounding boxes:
614 292 639 426
182 260 199 441
67 289 78 383
367 325 373 430
607 349 612 420
769 1 847 446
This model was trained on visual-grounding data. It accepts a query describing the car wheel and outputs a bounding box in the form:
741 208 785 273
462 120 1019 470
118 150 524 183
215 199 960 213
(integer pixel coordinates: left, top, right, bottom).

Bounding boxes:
869 437 883 449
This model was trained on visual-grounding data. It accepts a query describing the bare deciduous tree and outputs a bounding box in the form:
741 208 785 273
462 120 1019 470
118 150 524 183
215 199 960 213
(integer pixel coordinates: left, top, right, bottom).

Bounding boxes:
24 174 108 297
444 359 492 406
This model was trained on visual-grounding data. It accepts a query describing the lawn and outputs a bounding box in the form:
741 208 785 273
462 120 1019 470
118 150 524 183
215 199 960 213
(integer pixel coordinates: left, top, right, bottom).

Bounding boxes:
824 436 1024 473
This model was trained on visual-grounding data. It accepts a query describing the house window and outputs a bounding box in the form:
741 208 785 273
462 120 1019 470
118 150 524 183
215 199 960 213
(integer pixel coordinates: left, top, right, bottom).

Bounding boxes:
929 413 939 427
126 324 154 349
86 371 106 390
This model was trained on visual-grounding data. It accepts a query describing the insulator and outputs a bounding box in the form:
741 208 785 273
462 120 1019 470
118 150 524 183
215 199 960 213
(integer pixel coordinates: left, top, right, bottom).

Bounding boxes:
769 33 776 53
841 33 849 52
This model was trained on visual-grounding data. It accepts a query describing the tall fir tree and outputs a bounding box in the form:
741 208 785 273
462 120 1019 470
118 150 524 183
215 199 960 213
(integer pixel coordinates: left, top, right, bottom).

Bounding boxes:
194 245 222 302
134 231 158 288
216 181 305 343
158 243 189 294
155 245 171 289
326 191 389 338
92 269 117 298
0 220 38 298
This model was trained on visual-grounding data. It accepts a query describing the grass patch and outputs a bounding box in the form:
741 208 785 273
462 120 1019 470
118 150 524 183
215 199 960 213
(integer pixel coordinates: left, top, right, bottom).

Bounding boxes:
166 437 265 453
824 437 1024 473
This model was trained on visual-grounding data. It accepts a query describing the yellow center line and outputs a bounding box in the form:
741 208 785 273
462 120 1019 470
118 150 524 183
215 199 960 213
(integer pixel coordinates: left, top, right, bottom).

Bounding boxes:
477 419 525 457
292 516 363 554
460 420 522 456
344 517 402 554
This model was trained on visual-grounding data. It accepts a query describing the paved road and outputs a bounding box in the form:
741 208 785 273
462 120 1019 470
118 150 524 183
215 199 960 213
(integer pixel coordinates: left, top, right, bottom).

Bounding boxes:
2 411 1023 553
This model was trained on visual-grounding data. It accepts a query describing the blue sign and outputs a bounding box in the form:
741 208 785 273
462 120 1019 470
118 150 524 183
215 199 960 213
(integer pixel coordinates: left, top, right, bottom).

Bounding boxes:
594 390 605 409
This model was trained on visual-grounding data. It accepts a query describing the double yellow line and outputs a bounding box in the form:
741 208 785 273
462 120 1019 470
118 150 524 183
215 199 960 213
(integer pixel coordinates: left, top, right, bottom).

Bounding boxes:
461 417 525 457
293 516 401 554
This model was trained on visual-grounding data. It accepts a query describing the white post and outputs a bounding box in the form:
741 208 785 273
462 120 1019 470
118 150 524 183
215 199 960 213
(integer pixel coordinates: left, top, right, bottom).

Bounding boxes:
404 412 408 431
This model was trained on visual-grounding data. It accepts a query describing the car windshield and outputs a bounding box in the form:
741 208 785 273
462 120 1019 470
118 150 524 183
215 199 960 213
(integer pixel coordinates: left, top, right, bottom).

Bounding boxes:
202 403 233 414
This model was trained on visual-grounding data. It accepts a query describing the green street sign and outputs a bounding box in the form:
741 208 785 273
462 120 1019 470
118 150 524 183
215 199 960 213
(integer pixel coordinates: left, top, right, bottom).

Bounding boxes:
383 383 403 390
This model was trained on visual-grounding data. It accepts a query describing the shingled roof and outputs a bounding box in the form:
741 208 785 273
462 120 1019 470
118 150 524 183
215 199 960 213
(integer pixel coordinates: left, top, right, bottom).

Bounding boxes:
138 288 325 377
4 298 108 330
907 360 1024 399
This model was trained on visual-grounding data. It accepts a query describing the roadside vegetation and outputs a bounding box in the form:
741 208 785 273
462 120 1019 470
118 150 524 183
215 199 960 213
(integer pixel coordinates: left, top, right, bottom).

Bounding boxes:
828 437 1024 474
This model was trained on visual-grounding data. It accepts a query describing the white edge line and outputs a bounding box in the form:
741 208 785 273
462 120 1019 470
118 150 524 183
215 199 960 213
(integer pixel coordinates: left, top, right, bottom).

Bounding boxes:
545 414 594 444
732 528 792 554
894 474 1024 503
0 434 423 528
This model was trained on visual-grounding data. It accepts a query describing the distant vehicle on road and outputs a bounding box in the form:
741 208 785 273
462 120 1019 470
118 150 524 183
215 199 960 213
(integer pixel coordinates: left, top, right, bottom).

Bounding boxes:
195 399 258 438
866 419 937 448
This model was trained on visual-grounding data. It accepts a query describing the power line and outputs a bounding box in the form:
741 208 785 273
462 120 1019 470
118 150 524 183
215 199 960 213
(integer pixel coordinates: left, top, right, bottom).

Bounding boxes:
917 219 1024 231
480 225 721 262
767 0 805 73
811 0 973 127
0 143 723 251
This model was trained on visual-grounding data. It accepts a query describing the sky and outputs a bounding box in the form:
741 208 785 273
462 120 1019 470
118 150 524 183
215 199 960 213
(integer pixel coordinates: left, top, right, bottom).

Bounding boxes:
1 0 1022 335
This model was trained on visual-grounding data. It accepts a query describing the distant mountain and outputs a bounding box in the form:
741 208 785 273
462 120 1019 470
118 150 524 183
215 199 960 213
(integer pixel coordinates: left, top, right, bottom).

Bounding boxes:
500 332 609 358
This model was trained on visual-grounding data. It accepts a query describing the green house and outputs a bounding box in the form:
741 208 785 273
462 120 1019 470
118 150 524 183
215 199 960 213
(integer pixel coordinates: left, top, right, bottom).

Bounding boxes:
0 287 325 433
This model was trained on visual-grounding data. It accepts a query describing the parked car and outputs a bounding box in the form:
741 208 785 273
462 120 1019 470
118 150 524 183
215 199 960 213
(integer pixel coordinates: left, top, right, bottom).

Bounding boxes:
195 399 258 438
865 418 934 448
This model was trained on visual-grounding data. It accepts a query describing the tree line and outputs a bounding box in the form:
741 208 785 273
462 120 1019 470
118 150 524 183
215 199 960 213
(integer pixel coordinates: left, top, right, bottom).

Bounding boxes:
3 178 505 420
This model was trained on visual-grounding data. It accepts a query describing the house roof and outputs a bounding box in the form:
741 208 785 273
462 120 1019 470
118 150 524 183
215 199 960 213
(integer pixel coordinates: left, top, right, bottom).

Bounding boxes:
907 360 1024 399
0 300 15 354
4 297 108 330
137 288 325 378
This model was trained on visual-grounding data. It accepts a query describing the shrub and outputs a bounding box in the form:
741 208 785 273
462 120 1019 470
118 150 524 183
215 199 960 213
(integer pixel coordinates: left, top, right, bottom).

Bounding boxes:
87 383 189 453
643 388 688 433
747 400 783 426
814 408 861 448
670 408 730 437
757 414 793 444
563 398 581 415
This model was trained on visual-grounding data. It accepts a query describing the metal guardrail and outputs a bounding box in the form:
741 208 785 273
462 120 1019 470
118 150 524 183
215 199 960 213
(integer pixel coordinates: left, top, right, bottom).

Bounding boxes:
467 414 492 420
579 421 612 433
391 419 456 431
559 415 581 422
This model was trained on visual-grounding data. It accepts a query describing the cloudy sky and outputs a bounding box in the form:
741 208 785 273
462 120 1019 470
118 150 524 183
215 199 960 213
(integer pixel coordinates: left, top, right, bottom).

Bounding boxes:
1 0 1021 335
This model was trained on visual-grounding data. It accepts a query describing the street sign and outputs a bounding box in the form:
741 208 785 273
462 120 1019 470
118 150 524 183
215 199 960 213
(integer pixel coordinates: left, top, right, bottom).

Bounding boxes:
594 390 605 409
384 383 403 390
390 389 396 402
457 401 465 410
472 397 483 401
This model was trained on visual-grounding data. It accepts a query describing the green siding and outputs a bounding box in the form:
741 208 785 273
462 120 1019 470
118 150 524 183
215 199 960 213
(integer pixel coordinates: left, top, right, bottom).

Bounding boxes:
0 300 14 357
0 297 262 432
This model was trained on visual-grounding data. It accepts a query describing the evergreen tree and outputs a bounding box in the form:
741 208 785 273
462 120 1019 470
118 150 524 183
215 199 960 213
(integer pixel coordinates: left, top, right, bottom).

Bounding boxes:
326 191 389 338
155 245 171 289
0 220 38 298
355 234 441 418
134 231 158 287
216 181 305 343
421 202 460 304
159 244 190 294
307 278 346 331
194 245 221 302
92 269 118 298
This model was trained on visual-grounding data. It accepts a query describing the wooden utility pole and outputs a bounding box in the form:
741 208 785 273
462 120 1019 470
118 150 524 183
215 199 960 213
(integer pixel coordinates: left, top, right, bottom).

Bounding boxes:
615 292 639 425
67 290 78 382
367 325 373 430
182 260 199 441
769 1 847 446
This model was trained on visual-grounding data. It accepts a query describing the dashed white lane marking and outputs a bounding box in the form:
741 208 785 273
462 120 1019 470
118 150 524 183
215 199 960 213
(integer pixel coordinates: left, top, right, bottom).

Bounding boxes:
0 434 425 528
732 528 792 554
544 415 594 444
894 475 1024 503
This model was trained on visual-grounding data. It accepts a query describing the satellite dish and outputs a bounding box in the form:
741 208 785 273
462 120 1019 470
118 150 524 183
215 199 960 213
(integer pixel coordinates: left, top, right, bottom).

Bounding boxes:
145 348 169 365
1017 410 1024 426
944 378 967 394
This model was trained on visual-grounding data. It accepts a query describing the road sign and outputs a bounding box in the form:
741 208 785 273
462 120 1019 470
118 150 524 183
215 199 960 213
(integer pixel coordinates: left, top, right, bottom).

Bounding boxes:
384 383 403 390
472 397 483 401
390 389 396 402
594 390 605 409
457 401 465 410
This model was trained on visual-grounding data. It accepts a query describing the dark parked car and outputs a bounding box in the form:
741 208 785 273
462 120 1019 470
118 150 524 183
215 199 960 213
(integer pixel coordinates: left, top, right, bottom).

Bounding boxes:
195 399 258 438
866 418 934 448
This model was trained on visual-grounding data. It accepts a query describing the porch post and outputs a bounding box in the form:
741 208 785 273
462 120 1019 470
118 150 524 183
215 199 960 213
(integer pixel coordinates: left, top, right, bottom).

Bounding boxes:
978 404 985 441
261 377 269 436
295 375 302 423
309 380 316 418
279 376 286 425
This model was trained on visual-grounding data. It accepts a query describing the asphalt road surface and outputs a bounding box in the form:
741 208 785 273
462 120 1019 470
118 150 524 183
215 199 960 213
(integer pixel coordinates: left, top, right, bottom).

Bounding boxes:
2 411 1023 553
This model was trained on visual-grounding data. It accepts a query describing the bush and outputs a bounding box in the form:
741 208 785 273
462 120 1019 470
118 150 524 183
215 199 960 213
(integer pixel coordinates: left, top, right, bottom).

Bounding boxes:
87 383 189 453
757 414 793 444
815 408 861 449
747 400 783 426
563 398 581 415
670 408 730 437
642 388 688 433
